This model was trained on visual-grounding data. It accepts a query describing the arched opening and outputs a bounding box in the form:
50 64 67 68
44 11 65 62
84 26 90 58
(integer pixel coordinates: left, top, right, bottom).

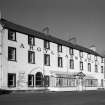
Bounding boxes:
35 72 43 87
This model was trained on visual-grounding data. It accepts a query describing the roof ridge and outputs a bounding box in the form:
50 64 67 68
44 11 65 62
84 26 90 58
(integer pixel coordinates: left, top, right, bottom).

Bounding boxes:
0 18 104 57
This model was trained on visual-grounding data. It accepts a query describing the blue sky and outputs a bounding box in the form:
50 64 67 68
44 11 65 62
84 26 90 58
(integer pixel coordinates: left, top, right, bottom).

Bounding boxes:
0 0 105 54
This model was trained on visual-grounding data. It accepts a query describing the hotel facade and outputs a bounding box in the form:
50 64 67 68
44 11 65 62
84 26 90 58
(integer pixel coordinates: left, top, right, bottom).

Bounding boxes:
0 18 104 91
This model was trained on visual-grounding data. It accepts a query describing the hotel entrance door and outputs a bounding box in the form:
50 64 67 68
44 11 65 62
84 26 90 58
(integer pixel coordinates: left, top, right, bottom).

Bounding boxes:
75 72 86 91
76 78 85 91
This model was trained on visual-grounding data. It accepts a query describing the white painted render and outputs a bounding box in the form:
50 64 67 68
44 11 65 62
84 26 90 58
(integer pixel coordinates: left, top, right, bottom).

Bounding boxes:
0 23 104 91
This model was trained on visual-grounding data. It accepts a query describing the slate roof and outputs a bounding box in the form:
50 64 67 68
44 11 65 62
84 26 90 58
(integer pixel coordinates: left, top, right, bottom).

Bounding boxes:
0 18 103 57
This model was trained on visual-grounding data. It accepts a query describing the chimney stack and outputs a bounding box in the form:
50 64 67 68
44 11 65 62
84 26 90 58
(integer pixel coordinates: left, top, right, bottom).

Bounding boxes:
68 37 77 45
89 45 96 52
42 27 50 35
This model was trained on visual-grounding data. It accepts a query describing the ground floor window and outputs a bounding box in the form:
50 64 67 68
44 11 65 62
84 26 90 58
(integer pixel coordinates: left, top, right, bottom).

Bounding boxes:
28 74 34 87
8 73 16 87
56 77 76 87
101 79 104 87
44 76 49 87
36 72 43 87
85 79 97 87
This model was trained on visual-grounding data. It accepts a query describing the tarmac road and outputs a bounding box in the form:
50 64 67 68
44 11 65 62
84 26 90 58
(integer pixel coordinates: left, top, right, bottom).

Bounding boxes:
0 90 105 105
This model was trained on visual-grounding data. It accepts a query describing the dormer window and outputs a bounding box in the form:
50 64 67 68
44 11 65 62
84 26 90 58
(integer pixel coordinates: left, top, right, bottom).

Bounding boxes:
44 40 50 49
79 51 83 58
28 35 35 46
58 44 62 52
94 56 97 61
69 48 74 55
8 29 16 41
87 54 91 60
101 58 104 63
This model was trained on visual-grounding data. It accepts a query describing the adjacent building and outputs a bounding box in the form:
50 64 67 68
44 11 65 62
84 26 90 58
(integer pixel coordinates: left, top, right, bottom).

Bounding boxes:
0 18 104 91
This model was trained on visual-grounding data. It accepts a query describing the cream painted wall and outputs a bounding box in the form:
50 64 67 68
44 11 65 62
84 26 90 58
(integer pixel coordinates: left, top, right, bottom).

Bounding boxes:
0 27 104 90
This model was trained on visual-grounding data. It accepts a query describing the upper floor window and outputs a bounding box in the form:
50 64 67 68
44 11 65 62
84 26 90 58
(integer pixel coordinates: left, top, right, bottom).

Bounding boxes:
69 48 74 55
87 54 91 60
88 63 91 72
95 65 98 73
28 51 35 64
70 59 74 69
8 29 16 41
79 51 83 58
101 66 104 73
80 61 83 70
101 58 104 63
28 74 34 87
8 73 16 87
44 54 50 66
44 40 50 49
58 57 63 67
94 56 97 61
58 44 62 52
8 47 16 61
28 35 35 46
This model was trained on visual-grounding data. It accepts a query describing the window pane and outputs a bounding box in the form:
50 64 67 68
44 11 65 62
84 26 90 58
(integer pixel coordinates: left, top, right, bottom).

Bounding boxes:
44 54 50 66
58 57 62 67
70 59 74 69
58 44 62 52
28 75 34 87
8 73 16 87
8 47 16 61
28 51 35 64
28 36 35 45
44 40 50 49
8 29 16 41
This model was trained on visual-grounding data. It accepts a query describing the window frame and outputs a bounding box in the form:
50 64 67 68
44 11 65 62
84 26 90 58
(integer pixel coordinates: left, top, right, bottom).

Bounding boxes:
69 48 74 55
95 64 98 73
88 63 91 72
44 40 50 49
28 35 35 46
70 59 74 69
79 51 83 58
94 56 97 61
28 51 35 64
28 74 34 87
58 44 62 52
44 54 50 66
101 58 104 63
8 46 16 61
58 57 63 67
8 29 16 41
101 66 104 73
87 54 91 60
80 61 83 70
36 72 43 87
8 73 16 88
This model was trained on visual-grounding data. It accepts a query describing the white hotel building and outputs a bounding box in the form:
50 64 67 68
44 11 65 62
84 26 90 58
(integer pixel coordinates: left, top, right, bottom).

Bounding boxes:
0 18 104 91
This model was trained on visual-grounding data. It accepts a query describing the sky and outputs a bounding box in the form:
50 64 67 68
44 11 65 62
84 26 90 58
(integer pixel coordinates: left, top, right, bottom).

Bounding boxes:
0 0 105 54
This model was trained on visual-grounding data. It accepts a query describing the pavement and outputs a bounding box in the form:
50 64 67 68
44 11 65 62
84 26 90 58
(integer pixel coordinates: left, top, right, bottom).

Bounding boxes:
0 90 105 105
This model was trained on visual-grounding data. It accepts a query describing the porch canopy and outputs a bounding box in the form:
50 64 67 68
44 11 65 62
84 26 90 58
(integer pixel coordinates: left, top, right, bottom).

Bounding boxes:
50 71 96 80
